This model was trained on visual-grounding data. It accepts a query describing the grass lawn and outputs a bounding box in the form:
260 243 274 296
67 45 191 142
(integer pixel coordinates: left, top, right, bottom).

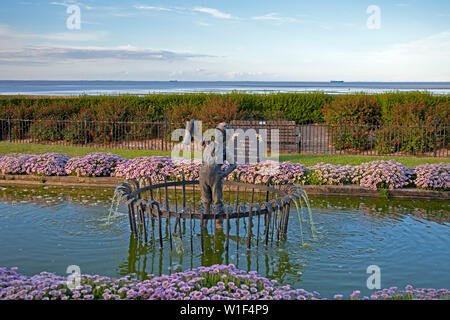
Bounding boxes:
1 142 448 167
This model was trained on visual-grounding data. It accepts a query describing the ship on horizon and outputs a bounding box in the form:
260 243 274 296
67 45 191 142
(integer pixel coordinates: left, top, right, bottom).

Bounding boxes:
330 80 344 83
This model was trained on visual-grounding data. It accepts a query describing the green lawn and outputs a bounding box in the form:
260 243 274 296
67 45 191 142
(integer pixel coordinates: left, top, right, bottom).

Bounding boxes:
0 142 171 159
0 142 448 167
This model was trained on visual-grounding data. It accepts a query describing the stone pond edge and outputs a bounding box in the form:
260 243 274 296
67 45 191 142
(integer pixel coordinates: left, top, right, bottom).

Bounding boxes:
0 174 448 200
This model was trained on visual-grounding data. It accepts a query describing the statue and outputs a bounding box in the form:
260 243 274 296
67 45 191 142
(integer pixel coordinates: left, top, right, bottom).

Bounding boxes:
182 120 236 228
200 122 236 215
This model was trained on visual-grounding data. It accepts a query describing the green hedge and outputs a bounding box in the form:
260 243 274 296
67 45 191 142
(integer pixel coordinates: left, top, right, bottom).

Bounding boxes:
1 92 448 153
322 92 449 153
1 92 447 124
0 92 330 123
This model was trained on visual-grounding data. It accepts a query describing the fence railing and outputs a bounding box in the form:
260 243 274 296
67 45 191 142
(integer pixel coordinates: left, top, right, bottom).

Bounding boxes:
0 118 175 151
298 120 449 157
0 118 448 157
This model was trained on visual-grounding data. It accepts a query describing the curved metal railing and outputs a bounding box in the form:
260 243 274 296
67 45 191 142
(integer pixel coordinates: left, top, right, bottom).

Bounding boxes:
111 173 312 253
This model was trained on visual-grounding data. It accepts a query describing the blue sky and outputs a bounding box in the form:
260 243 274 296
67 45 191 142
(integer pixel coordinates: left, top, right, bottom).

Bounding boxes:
0 0 449 81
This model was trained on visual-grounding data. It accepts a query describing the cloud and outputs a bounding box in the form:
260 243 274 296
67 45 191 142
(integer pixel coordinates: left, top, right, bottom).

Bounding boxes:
252 13 297 23
195 21 212 27
224 71 266 80
40 31 108 42
134 5 171 11
0 45 214 64
50 1 93 10
364 31 450 80
193 7 235 19
0 24 107 43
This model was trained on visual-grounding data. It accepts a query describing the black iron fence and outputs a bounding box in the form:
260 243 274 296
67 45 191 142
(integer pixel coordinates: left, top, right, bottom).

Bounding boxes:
298 120 449 157
0 118 448 157
0 117 175 151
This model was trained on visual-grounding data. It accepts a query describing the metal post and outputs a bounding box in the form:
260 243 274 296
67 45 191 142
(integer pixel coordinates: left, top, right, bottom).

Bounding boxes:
7 115 11 142
164 115 168 151
339 116 342 154
434 117 439 157
83 114 88 146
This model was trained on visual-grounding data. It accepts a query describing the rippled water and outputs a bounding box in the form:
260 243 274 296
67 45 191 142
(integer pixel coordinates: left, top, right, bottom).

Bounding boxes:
0 185 448 298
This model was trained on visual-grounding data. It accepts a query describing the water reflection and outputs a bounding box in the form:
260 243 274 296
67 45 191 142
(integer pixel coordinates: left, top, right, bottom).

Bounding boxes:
0 185 448 298
117 227 307 286
308 195 450 225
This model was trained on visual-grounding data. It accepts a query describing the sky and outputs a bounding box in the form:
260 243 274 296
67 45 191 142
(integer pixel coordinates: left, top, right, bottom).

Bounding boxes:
0 0 449 81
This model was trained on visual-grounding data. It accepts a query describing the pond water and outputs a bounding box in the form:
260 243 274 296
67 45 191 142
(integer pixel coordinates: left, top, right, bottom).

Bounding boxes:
0 185 448 298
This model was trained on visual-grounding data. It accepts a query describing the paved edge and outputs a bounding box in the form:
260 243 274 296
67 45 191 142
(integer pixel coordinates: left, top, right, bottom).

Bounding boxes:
0 174 448 200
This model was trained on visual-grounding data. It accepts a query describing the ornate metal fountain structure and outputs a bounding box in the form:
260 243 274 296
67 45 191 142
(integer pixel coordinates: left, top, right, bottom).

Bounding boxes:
110 121 314 254
111 175 314 253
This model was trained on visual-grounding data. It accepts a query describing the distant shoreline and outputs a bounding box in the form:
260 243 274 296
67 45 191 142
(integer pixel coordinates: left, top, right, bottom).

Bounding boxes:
1 80 449 96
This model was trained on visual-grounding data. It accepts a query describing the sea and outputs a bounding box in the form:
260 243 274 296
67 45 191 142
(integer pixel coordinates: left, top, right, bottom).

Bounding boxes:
0 80 449 96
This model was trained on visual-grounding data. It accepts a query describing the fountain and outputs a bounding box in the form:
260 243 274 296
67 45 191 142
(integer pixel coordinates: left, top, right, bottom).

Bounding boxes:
111 121 315 254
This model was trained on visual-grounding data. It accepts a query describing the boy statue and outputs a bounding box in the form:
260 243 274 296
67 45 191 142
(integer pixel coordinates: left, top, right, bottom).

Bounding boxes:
199 122 236 227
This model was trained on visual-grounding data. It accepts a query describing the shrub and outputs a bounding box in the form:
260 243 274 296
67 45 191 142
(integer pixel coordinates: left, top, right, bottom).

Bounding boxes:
23 153 70 176
1 266 448 300
376 100 450 154
0 154 31 174
65 153 125 177
226 161 307 185
113 156 174 181
168 96 239 132
306 163 354 185
172 158 201 181
323 94 381 125
375 125 436 154
89 120 118 145
274 162 308 184
413 163 450 191
29 119 64 142
64 114 89 144
352 160 413 190
229 161 278 184
322 95 380 151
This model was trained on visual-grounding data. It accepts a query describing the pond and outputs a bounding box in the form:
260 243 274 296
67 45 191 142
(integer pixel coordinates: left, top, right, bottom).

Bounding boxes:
0 185 448 299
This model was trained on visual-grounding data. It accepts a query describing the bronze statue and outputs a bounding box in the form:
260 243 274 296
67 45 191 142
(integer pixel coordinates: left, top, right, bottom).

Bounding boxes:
182 120 236 228
200 122 236 216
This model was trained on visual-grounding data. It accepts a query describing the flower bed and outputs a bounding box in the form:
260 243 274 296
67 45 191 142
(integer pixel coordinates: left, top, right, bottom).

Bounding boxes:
0 152 448 191
1 266 448 300
308 162 354 186
113 156 175 183
23 153 70 176
413 163 450 191
65 152 125 177
0 154 32 175
352 160 414 190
